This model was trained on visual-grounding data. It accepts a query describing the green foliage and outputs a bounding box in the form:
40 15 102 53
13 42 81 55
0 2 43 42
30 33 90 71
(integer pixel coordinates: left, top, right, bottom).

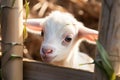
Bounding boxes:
23 0 30 40
24 0 30 19
23 25 28 40
95 41 116 80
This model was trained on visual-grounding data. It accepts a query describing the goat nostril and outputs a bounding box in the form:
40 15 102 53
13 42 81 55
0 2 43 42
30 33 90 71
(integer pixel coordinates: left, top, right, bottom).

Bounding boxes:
42 48 53 54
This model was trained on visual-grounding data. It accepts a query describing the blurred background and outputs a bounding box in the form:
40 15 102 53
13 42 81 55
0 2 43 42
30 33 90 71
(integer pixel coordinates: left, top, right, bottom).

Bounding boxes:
23 0 101 30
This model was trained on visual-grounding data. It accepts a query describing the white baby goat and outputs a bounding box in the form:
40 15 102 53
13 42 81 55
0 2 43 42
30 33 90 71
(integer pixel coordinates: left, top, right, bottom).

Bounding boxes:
24 11 98 72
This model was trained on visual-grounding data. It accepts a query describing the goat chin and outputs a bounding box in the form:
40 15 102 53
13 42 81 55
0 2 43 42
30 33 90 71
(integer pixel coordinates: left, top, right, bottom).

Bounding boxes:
47 50 94 72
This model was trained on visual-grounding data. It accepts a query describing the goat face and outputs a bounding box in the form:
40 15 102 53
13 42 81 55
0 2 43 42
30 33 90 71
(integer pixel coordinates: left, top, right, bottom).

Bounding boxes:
40 12 79 63
24 11 98 65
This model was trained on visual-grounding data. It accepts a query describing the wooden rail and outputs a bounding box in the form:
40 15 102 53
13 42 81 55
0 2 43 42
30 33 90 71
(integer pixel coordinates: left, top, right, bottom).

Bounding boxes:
23 59 94 80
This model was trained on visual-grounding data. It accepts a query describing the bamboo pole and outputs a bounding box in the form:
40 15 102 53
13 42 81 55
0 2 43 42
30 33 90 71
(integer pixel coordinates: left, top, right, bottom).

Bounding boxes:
1 0 23 80
95 0 120 80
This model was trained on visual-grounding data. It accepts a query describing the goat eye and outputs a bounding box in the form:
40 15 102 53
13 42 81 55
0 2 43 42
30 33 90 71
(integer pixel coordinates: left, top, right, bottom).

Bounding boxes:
65 35 72 42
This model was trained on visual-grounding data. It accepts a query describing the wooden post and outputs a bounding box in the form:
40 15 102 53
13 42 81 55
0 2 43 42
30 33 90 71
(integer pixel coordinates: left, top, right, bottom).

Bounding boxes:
95 0 120 80
1 0 23 80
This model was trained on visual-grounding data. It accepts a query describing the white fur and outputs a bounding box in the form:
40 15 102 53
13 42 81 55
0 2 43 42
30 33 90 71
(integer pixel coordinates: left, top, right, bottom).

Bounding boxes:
26 11 97 72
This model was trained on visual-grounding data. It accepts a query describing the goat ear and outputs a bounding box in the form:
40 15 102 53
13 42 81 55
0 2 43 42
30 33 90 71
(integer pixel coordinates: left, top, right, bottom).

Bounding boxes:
23 19 45 34
78 26 98 43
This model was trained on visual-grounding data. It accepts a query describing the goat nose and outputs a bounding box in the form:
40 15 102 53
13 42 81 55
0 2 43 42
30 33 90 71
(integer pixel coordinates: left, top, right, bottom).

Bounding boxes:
42 48 53 54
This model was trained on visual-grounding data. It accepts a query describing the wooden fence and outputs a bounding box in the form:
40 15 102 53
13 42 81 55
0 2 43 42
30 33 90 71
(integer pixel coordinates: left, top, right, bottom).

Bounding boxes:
23 59 94 80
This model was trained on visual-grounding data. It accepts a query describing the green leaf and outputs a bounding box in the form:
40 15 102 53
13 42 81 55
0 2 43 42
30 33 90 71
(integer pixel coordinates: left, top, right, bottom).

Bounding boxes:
96 41 116 80
23 25 28 40
96 41 112 69
111 73 116 80
23 0 29 40
24 0 30 19
94 59 112 79
94 59 105 71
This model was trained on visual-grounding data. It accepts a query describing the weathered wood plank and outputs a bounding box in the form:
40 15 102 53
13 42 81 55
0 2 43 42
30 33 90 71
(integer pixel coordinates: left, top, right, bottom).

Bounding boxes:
95 0 120 80
23 59 94 80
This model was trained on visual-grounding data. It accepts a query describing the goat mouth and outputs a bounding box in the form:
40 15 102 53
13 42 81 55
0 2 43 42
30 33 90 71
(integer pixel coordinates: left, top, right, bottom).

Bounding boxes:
41 55 56 63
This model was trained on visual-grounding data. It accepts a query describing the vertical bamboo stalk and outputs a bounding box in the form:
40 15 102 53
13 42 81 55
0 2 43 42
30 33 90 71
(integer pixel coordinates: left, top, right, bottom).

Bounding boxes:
1 0 23 80
95 0 120 80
